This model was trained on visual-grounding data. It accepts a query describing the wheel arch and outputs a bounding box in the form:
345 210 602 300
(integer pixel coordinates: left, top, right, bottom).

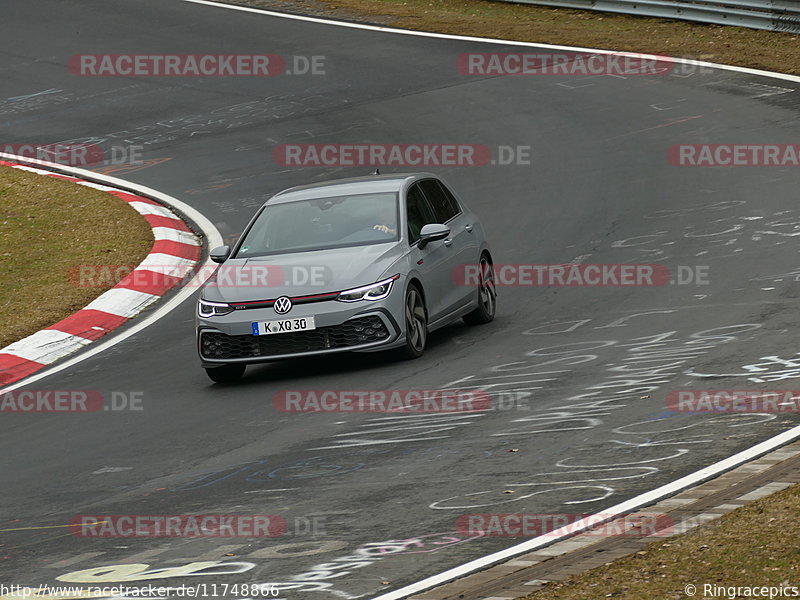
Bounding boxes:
405 276 427 315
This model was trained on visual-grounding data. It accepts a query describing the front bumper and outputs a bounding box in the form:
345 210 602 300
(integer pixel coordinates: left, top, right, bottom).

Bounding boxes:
197 295 404 365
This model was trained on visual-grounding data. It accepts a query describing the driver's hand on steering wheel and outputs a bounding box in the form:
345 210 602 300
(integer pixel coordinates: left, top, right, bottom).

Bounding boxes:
373 224 396 235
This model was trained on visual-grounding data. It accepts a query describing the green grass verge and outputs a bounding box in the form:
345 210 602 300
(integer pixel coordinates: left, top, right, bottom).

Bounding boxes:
228 0 800 75
527 482 800 599
0 165 154 348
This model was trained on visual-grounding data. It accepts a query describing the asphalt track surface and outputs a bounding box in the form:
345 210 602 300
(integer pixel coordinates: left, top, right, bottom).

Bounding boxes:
3 1 800 598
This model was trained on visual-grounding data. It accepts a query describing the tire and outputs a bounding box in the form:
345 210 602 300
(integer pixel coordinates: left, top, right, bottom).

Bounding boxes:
398 284 427 359
205 363 246 383
463 254 496 325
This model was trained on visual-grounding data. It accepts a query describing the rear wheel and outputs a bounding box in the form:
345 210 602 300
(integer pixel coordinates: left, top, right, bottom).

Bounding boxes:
205 363 246 383
463 255 496 325
398 284 427 359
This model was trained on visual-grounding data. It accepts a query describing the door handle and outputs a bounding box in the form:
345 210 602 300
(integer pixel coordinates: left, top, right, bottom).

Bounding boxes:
444 239 453 247
465 224 473 233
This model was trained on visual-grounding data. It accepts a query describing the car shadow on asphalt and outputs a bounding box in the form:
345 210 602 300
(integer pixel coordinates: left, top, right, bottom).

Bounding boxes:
218 320 474 386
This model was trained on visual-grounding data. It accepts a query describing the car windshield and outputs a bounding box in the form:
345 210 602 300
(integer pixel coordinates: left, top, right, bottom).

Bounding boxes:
234 192 399 257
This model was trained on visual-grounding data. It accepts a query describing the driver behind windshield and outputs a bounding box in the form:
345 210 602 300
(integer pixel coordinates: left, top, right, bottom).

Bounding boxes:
372 198 397 236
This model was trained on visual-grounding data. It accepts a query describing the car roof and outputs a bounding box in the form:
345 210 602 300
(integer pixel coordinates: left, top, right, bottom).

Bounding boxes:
267 172 437 204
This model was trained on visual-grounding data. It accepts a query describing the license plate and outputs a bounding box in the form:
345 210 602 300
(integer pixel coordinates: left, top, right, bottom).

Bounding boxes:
252 316 316 336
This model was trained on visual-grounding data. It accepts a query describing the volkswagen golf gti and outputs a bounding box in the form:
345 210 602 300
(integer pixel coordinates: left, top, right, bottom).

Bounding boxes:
196 172 496 383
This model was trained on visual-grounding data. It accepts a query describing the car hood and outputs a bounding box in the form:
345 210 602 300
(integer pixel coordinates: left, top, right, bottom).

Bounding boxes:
202 243 404 303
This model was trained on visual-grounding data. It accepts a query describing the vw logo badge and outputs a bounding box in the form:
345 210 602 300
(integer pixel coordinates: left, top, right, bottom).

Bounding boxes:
274 296 292 315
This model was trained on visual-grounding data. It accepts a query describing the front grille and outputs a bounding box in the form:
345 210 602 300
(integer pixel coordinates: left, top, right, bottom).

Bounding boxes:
230 291 340 311
201 316 390 360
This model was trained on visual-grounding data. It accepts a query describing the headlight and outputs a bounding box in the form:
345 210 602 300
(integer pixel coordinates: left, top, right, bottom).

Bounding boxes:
198 299 234 317
337 275 400 302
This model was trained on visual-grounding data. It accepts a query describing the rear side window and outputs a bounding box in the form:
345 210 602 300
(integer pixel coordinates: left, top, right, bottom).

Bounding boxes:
419 179 460 223
406 183 437 243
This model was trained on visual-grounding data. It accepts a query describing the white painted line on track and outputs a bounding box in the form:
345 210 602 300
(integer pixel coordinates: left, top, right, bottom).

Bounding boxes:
370 425 800 600
6 3 798 593
170 3 800 599
181 0 800 84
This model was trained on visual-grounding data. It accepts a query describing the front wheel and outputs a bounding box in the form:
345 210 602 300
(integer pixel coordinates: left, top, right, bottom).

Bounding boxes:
398 284 427 359
205 363 246 383
463 255 496 325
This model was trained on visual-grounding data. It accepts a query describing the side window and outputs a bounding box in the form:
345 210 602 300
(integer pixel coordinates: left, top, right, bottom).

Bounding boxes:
419 179 460 223
437 180 462 218
406 183 437 244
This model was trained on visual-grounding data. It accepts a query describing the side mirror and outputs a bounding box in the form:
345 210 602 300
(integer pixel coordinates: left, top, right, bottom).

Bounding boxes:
418 223 450 249
210 245 231 264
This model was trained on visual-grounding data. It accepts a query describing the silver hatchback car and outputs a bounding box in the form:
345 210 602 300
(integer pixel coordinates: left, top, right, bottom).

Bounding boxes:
196 173 496 382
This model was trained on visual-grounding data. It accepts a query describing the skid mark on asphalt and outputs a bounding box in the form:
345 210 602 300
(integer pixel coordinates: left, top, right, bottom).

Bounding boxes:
191 544 249 560
45 552 106 569
110 548 167 563
650 98 687 110
40 538 353 572
704 80 794 98
90 158 173 176
607 114 707 140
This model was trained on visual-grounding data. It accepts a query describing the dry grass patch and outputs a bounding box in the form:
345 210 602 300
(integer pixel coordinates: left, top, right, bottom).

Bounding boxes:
526 483 800 599
227 0 800 74
0 166 153 348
